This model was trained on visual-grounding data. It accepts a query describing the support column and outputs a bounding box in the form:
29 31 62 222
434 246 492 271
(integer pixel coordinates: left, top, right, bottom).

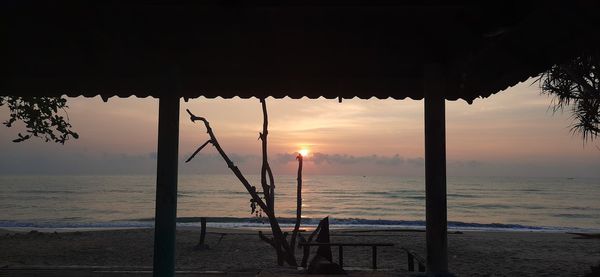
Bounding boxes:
153 96 180 277
424 64 448 274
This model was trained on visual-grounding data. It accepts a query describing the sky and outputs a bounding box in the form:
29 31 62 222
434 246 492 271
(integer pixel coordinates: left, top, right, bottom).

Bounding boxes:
1 78 599 177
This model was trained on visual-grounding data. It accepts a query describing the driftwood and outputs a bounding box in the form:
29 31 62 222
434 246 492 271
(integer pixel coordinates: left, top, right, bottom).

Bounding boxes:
186 99 304 266
313 217 333 262
568 232 600 239
299 217 327 268
193 218 210 250
290 153 303 251
304 217 345 275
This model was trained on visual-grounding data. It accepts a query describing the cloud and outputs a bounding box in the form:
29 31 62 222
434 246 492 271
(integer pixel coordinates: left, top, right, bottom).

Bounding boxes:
180 153 261 174
2 143 596 177
0 150 158 175
273 153 297 164
376 154 404 166
406 157 425 167
449 160 484 168
273 152 412 167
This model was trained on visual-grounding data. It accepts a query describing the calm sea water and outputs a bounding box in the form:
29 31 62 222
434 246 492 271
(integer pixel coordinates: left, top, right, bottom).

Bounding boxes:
1 175 599 232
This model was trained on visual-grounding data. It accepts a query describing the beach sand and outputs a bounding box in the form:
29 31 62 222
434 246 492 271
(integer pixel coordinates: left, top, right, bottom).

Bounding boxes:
1 227 599 276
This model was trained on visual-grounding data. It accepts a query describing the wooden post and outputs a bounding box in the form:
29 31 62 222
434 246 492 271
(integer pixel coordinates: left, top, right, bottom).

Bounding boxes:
424 64 449 274
302 244 310 268
194 217 210 250
153 96 180 277
372 246 377 269
199 217 207 245
338 245 344 268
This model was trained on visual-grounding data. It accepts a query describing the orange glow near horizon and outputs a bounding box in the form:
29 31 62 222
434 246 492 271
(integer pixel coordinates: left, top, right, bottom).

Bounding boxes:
3 80 598 178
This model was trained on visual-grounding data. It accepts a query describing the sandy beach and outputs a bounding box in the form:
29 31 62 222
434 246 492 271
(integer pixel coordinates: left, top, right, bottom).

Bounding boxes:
1 227 599 276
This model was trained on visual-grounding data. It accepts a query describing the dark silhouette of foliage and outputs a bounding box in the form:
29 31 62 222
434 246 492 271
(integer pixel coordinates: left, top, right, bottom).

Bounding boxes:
538 50 600 141
0 96 78 144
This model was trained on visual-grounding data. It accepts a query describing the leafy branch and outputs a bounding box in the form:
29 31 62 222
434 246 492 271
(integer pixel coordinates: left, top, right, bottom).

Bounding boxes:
538 50 600 142
0 96 79 144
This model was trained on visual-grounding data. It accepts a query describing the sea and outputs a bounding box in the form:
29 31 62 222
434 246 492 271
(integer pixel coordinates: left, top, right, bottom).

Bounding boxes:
1 175 599 233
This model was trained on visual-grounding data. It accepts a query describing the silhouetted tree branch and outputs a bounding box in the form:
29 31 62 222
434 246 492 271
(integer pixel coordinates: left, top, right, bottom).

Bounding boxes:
186 101 301 266
0 96 78 144
259 98 275 213
185 108 271 215
290 153 303 251
185 140 212 163
538 50 600 142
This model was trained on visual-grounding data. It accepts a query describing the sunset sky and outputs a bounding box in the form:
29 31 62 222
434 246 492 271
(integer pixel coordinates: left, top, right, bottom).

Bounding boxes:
1 78 599 177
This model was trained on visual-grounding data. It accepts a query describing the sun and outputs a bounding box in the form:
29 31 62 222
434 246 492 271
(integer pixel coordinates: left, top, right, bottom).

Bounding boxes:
298 149 310 157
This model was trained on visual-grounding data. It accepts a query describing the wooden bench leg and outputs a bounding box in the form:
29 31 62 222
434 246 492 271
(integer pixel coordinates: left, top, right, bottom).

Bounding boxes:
372 246 377 269
301 245 310 268
338 245 344 268
408 252 415 271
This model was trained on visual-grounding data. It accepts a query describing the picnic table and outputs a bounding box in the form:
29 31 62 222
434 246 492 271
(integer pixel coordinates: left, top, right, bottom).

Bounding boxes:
299 242 394 269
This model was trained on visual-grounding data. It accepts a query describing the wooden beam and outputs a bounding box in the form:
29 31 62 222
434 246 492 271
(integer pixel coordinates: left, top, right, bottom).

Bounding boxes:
424 64 449 274
153 96 180 277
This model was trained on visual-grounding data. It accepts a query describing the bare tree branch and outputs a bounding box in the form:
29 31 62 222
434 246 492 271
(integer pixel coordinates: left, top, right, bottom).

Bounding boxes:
186 109 269 214
259 98 277 211
290 153 303 250
186 105 298 266
185 140 212 163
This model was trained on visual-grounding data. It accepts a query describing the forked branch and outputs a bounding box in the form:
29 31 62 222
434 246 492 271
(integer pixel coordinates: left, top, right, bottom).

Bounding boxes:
186 106 298 266
185 109 269 215
185 140 212 163
259 98 277 211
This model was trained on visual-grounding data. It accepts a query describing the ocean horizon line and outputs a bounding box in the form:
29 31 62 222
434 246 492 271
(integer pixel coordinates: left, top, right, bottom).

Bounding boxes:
2 173 600 179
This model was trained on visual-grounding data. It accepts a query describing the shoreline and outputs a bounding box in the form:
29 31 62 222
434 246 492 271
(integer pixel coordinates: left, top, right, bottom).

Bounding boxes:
1 222 597 235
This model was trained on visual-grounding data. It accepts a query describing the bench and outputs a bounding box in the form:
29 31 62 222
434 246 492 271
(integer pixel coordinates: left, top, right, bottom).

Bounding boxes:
299 242 394 269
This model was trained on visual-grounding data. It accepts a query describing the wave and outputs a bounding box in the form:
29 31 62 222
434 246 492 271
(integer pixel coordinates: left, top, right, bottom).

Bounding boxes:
554 213 593 219
1 217 594 233
16 189 79 194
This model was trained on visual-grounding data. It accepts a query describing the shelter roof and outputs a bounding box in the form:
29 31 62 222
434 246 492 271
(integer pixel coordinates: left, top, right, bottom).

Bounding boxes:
1 1 599 103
